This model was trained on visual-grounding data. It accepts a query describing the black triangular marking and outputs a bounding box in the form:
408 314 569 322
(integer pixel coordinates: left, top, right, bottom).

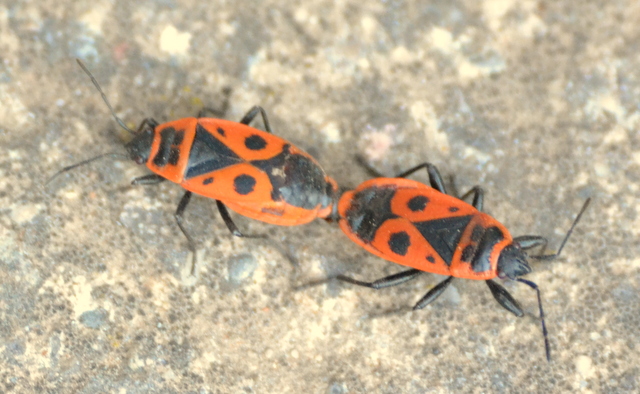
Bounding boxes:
185 124 243 179
413 215 473 266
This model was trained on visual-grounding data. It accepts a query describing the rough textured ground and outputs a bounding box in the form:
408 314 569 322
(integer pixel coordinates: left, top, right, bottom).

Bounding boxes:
1 0 638 393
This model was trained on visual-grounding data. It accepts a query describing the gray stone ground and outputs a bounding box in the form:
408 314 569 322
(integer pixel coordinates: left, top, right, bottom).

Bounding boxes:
0 1 638 393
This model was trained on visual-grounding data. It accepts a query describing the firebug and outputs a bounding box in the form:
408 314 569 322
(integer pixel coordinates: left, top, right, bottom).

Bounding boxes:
336 162 590 361
49 60 338 273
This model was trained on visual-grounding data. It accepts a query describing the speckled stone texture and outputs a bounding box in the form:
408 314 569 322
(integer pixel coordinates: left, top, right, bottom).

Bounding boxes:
0 1 638 393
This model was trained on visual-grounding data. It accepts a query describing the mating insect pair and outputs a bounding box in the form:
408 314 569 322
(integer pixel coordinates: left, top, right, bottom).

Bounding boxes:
51 60 589 361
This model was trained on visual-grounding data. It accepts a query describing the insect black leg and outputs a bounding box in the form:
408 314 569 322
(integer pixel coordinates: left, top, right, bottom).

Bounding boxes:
425 163 447 194
394 163 429 179
174 191 198 275
354 155 386 178
517 278 551 362
136 118 159 133
197 88 231 118
487 279 551 361
336 269 423 289
486 279 524 317
131 174 166 185
514 235 548 256
215 200 266 239
355 159 449 196
447 174 460 198
239 106 273 134
413 276 454 310
459 186 484 211
352 157 429 179
393 162 448 194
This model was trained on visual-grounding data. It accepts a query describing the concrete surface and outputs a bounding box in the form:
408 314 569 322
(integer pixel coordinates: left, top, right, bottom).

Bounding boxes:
0 0 638 392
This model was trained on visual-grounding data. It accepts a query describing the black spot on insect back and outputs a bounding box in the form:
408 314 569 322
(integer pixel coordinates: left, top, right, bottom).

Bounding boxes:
245 134 267 150
234 174 256 195
407 195 429 212
388 231 411 256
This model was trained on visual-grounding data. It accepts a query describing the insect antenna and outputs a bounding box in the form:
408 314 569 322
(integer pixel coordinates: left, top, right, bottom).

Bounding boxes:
45 152 129 186
531 198 591 260
75 59 136 135
46 60 137 186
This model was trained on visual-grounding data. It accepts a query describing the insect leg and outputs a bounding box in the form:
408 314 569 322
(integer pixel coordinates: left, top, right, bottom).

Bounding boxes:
393 163 447 194
239 106 272 134
337 269 423 289
458 186 484 211
131 174 166 185
215 200 265 239
413 276 454 310
174 191 198 275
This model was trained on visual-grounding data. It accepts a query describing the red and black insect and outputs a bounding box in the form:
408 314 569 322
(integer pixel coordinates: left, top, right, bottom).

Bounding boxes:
336 162 590 361
50 60 338 272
